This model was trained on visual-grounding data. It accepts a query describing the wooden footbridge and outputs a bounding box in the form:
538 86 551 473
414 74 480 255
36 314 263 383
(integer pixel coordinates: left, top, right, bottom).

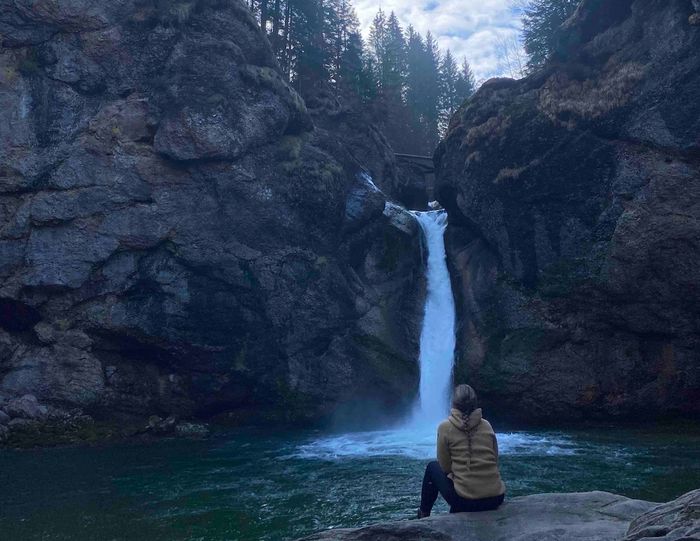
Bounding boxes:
394 153 434 174
395 153 436 201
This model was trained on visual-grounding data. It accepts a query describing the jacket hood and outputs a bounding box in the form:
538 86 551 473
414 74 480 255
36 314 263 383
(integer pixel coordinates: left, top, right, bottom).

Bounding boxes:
448 407 483 432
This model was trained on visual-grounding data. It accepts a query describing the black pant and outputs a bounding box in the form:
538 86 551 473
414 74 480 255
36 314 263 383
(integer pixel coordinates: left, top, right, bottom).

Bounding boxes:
420 461 505 514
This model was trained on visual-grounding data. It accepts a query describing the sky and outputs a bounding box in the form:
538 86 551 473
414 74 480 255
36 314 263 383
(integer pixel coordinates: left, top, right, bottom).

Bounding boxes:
354 0 526 82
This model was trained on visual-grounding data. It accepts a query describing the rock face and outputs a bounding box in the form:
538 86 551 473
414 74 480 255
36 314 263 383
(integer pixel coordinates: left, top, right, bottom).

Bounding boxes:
0 0 425 434
436 0 700 421
624 488 700 541
298 491 658 541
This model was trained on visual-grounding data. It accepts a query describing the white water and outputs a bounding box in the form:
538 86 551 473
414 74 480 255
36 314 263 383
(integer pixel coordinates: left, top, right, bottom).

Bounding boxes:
295 429 577 460
407 210 456 428
359 171 381 192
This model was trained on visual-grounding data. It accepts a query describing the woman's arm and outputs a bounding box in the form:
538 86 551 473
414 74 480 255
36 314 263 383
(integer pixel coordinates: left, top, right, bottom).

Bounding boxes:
437 425 452 473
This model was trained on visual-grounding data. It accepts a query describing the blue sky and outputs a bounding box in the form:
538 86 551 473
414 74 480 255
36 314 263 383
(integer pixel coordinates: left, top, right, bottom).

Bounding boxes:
354 0 526 82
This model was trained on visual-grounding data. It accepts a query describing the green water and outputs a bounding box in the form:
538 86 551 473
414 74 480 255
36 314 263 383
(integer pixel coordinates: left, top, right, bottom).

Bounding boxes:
1 424 699 541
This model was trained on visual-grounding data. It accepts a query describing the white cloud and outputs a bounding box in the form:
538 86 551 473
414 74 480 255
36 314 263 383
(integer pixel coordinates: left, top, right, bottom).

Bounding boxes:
353 0 525 81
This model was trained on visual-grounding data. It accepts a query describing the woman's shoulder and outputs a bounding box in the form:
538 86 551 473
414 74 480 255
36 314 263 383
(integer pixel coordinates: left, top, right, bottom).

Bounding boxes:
437 418 454 434
479 417 496 434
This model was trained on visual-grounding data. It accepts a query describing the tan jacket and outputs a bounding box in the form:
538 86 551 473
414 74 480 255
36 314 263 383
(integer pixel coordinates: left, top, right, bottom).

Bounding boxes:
437 408 506 500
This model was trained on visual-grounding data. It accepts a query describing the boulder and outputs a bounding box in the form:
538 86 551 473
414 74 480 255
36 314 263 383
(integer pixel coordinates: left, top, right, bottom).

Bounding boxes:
34 322 56 344
298 491 657 541
5 394 47 420
8 418 38 429
623 488 700 541
143 415 177 435
383 203 419 236
175 421 209 438
343 174 386 233
692 0 700 22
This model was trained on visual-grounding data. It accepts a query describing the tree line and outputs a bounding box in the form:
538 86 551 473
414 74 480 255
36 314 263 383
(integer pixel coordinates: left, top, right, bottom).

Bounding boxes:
247 0 581 154
247 0 476 155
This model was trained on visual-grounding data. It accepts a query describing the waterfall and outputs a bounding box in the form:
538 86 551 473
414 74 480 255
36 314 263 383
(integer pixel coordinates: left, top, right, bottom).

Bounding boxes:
409 210 456 427
355 170 457 427
296 200 464 457
297 207 460 458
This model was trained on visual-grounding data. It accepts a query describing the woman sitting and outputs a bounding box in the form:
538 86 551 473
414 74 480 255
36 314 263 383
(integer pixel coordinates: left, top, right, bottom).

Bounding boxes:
418 384 506 517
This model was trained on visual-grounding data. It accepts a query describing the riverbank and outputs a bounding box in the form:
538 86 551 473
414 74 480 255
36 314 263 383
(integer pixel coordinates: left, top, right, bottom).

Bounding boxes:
298 489 700 541
0 393 211 448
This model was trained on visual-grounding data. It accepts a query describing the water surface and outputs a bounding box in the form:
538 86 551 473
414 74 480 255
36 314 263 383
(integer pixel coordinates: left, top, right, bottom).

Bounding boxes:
1 424 699 541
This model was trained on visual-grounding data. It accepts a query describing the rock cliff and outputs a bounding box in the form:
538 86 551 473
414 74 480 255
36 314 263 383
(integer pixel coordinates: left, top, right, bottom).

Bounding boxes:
436 0 700 421
0 0 425 442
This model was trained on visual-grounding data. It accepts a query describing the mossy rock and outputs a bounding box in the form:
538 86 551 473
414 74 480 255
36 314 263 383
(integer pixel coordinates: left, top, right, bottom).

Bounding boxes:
233 339 249 371
3 419 120 448
18 49 41 76
273 379 317 421
538 257 591 298
239 260 259 288
352 333 416 383
378 229 412 272
465 327 548 392
278 135 303 162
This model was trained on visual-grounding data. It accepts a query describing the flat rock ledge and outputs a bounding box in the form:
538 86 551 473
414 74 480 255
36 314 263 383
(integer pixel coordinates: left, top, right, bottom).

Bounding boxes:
299 490 700 541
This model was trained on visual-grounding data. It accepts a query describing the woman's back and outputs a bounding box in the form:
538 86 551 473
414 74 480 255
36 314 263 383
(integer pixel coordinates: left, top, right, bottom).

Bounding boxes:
437 408 506 500
418 385 505 517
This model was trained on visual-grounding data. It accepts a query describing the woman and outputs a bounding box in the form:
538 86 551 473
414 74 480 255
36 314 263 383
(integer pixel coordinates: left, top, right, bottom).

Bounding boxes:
418 384 505 517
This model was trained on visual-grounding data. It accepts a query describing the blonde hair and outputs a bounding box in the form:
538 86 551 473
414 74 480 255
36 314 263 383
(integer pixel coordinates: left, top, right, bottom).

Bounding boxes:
452 384 478 415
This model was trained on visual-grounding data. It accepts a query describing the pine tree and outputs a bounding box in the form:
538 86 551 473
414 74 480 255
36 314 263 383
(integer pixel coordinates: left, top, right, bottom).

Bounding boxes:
368 8 387 85
270 0 282 52
339 30 365 98
455 58 476 105
383 12 406 98
404 26 428 152
359 48 379 103
281 0 292 78
522 0 579 72
422 31 441 149
438 49 459 133
294 0 328 95
260 0 269 32
325 0 344 89
327 0 365 100
368 11 406 95
404 27 452 152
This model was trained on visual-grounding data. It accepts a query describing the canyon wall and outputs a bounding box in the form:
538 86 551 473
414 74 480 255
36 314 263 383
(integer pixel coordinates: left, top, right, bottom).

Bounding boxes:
436 0 700 421
0 0 425 434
